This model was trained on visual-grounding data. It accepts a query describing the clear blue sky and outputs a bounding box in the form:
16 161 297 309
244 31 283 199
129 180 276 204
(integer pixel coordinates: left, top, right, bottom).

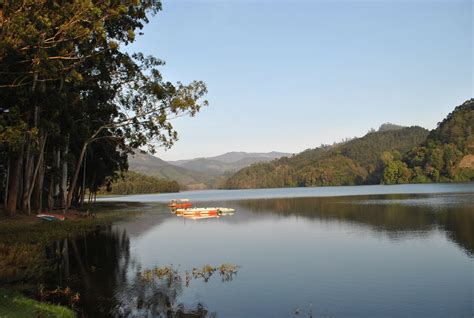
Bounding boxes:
126 0 472 161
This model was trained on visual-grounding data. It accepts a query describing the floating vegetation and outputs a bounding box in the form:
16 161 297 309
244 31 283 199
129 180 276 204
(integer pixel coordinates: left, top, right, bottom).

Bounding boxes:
191 265 216 282
134 264 238 316
140 266 181 287
140 263 239 286
38 285 80 309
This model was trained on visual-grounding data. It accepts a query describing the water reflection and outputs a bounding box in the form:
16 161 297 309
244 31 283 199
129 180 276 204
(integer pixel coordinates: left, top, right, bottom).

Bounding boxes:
235 193 474 255
44 227 217 317
38 192 473 317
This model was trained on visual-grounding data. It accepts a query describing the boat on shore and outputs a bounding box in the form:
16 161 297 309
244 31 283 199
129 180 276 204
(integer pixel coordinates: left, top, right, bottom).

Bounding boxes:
36 214 66 221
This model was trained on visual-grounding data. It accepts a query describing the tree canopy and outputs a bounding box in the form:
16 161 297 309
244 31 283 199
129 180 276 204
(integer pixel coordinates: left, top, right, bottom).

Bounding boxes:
0 1 208 214
98 171 180 195
382 99 474 184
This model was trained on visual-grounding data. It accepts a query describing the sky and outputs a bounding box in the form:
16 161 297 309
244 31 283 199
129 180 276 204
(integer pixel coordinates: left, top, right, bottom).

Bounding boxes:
126 0 472 161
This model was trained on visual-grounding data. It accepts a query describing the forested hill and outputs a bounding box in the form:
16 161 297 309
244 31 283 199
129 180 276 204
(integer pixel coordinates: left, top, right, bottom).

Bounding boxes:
128 152 219 190
379 99 473 184
98 171 179 195
225 99 474 189
224 126 429 189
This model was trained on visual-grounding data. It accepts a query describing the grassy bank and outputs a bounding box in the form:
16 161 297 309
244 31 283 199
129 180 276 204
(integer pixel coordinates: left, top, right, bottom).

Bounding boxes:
0 202 145 245
0 288 75 318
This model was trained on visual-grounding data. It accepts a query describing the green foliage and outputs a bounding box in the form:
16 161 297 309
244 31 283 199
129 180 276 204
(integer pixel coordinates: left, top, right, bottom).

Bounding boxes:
225 126 428 189
0 0 207 213
401 99 474 183
0 288 75 318
99 171 180 195
379 151 412 184
427 100 474 151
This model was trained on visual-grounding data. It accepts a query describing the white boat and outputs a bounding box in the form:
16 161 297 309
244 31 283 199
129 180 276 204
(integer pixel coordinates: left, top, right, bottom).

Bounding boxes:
216 208 235 215
175 207 235 216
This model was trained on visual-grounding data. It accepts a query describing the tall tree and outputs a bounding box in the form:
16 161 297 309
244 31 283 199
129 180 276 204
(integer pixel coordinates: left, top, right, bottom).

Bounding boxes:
0 1 208 214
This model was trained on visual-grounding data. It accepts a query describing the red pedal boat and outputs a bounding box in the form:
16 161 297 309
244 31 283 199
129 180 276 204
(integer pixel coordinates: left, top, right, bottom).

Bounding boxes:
169 199 192 209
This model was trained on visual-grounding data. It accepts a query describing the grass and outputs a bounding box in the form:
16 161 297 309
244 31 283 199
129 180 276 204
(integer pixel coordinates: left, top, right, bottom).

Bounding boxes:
0 288 75 318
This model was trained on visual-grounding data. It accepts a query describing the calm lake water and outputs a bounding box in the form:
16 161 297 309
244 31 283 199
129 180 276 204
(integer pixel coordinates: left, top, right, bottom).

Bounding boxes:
48 184 473 317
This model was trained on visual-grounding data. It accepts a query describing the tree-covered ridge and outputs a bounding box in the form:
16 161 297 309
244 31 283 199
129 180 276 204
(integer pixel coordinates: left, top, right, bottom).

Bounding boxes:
225 126 429 189
427 99 473 152
98 171 179 195
379 99 473 184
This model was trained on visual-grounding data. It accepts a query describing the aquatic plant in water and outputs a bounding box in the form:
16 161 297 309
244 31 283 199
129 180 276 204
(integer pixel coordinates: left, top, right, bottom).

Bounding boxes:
140 263 239 285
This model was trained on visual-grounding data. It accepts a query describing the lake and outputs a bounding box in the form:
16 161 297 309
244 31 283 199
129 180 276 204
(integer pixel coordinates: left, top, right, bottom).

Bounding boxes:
47 184 473 317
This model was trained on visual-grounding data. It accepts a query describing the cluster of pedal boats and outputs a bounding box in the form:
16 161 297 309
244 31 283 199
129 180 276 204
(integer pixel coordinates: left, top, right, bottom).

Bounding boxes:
169 199 235 220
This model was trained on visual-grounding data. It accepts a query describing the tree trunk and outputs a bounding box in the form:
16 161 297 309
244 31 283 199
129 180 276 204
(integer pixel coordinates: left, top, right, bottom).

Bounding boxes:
80 155 86 207
47 180 54 212
5 148 24 215
67 125 105 210
22 133 34 213
66 142 87 210
32 160 45 213
22 101 40 213
3 156 10 210
60 141 68 209
54 148 60 197
26 135 47 214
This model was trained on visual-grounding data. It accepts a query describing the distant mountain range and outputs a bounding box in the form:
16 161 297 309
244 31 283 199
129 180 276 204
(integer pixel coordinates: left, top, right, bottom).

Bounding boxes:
168 151 291 176
128 151 291 189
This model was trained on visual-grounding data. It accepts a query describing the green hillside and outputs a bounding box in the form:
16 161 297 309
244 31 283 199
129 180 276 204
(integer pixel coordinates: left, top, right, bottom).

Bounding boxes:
225 126 429 189
380 99 473 184
225 99 474 189
128 152 221 189
99 171 180 195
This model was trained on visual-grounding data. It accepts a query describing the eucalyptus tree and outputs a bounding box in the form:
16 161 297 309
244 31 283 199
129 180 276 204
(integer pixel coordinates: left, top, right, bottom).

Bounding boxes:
0 1 208 214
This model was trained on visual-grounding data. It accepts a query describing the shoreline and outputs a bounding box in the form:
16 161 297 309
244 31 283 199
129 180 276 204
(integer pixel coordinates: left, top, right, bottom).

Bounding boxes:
0 202 145 315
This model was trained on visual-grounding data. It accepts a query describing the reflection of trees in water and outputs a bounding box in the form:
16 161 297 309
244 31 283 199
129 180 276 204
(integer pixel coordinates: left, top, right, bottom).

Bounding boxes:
437 209 473 256
45 226 216 317
116 268 219 317
236 194 474 255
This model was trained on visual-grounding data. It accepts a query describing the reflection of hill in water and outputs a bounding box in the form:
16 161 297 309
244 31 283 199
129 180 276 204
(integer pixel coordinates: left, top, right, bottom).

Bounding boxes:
235 194 474 256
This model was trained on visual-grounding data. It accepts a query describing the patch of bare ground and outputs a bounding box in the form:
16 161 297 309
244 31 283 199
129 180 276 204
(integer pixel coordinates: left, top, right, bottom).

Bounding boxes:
459 154 474 168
